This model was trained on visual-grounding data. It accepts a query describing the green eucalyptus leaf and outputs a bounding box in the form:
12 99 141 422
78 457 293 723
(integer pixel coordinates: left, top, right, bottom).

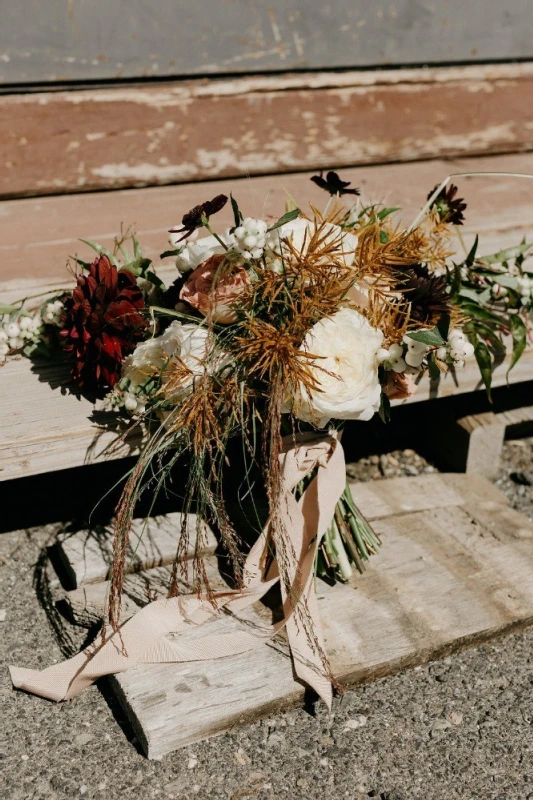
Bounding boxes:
460 286 493 304
492 274 519 290
149 305 208 325
0 304 21 315
23 341 51 359
464 235 479 268
479 242 533 265
121 257 152 277
71 257 91 270
378 392 391 424
407 328 445 346
437 313 451 340
376 207 400 221
470 322 506 354
160 248 181 259
508 314 527 375
474 340 493 401
145 271 165 289
459 302 505 327
427 356 441 381
230 193 243 230
78 239 117 265
266 208 301 233
449 263 462 298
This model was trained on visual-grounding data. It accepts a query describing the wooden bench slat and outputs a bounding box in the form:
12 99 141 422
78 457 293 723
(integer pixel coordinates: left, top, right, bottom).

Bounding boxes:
64 559 228 627
1 153 532 480
1 340 531 481
1 151 533 283
3 64 533 198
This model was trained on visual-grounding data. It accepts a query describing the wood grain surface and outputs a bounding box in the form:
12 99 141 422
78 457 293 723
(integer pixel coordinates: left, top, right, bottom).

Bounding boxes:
81 476 533 757
60 472 509 624
1 151 533 284
3 64 533 197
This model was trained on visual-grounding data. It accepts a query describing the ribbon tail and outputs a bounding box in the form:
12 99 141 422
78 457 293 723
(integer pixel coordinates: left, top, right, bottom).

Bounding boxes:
278 434 346 709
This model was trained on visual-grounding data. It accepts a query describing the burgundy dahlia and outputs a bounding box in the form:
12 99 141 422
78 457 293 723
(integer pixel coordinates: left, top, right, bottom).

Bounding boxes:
61 255 147 390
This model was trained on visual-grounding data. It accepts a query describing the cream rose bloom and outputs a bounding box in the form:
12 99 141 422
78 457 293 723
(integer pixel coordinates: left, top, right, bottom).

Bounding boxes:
288 307 383 427
159 322 209 401
122 321 208 392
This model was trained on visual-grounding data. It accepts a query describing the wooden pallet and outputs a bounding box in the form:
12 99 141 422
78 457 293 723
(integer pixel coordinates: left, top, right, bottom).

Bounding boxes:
51 473 533 758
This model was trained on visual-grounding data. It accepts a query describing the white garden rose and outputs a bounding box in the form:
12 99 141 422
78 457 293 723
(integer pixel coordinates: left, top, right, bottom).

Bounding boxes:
288 307 383 427
120 321 209 404
159 322 209 400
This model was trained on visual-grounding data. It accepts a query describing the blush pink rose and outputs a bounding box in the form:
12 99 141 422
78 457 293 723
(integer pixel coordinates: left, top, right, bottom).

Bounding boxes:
179 254 250 324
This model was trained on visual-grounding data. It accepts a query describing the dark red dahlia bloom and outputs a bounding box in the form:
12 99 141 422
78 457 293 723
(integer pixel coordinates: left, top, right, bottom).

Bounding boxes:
60 255 147 390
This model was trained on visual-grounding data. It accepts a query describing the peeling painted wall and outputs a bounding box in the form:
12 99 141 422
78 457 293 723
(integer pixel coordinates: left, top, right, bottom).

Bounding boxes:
2 0 533 85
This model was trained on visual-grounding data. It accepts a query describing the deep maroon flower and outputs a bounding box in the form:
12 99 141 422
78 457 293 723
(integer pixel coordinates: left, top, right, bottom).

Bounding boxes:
427 183 467 225
169 194 228 243
60 255 147 390
311 171 360 197
395 263 453 326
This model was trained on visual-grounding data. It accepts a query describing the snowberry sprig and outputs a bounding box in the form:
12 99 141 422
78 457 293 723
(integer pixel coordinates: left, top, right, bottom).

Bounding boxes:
232 218 269 260
436 328 475 368
377 336 429 374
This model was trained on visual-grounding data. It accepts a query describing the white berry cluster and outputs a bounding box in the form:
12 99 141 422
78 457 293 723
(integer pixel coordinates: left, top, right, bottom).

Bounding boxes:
517 274 533 304
377 335 429 374
109 361 149 416
436 328 474 367
0 315 43 363
43 299 65 326
232 218 269 260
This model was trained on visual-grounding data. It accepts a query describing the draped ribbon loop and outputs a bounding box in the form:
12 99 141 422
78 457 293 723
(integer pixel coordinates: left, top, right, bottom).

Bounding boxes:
10 432 346 707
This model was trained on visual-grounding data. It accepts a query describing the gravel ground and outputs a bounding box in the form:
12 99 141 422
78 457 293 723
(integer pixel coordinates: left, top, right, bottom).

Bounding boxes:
1 439 532 800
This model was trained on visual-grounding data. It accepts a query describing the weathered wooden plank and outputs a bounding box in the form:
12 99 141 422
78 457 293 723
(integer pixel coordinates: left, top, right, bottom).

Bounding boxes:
351 472 509 520
2 151 532 283
4 64 533 197
3 1 533 85
107 493 533 757
64 560 227 627
62 473 509 625
413 403 533 478
53 513 217 590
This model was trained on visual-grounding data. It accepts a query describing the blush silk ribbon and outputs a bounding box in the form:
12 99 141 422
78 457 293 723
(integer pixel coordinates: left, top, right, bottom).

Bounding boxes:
10 433 346 707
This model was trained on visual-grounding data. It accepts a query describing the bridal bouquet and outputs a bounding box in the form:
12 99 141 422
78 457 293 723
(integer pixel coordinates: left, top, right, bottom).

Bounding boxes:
6 172 533 705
